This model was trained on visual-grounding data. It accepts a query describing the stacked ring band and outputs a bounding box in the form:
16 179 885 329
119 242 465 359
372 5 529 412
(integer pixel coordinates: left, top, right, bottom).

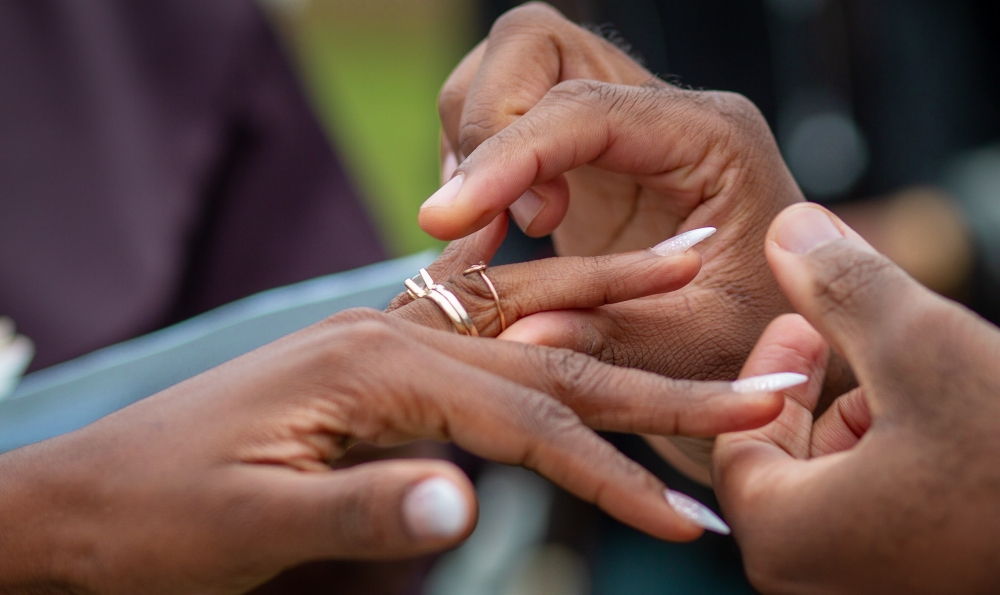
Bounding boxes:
404 268 479 336
463 262 506 333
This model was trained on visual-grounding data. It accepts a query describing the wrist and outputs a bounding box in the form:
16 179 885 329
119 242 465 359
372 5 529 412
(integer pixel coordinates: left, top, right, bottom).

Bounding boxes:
0 444 88 594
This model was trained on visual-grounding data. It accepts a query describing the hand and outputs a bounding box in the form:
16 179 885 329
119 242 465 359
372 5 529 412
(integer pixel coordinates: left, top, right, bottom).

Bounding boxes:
713 203 1000 593
423 2 803 387
0 247 788 595
386 213 709 338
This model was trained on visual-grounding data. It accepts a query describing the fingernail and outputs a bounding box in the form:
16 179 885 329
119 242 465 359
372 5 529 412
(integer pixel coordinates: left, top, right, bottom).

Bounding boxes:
442 152 458 182
774 207 844 254
665 490 730 535
651 227 717 256
508 189 545 232
731 372 808 394
403 477 469 539
421 175 464 210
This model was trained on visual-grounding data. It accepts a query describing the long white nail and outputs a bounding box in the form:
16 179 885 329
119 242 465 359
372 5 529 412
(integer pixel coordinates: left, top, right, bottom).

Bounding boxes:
665 490 730 535
508 189 545 232
403 477 469 539
731 372 808 394
651 227 716 256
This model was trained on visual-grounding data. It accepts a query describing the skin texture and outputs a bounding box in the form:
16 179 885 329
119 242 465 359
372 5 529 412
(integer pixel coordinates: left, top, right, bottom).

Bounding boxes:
425 2 804 393
0 226 786 595
714 204 1000 594
426 3 814 481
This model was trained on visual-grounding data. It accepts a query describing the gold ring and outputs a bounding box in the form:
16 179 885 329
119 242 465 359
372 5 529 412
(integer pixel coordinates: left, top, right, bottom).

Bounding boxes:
463 262 506 333
404 268 479 336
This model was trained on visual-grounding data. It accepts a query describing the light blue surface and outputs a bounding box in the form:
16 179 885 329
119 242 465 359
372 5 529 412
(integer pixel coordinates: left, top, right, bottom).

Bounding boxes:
0 251 437 453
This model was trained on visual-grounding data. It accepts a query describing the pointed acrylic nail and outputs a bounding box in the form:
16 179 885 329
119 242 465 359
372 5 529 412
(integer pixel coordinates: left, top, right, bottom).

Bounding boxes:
731 372 808 394
421 175 464 210
651 227 716 257
665 489 730 535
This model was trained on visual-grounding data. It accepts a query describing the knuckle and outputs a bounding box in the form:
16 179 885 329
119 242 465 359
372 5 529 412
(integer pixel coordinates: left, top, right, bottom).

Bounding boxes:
442 273 504 335
810 246 898 320
437 85 464 124
326 307 384 325
709 91 767 128
314 311 395 368
491 2 564 36
457 111 507 158
328 482 392 549
548 81 663 128
549 78 609 105
521 394 585 453
333 319 398 357
544 347 599 397
385 290 413 313
697 91 774 154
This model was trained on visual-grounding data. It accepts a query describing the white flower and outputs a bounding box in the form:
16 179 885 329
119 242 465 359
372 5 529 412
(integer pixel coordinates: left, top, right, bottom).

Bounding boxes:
0 317 34 401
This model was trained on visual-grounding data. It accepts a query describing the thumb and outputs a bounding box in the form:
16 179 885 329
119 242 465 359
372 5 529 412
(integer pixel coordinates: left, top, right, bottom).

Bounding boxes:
765 203 933 380
254 460 477 563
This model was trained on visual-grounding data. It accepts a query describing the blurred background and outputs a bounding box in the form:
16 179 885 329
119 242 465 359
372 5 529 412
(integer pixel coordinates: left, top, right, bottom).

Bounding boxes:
265 0 1000 309
1 0 997 594
257 2 1000 594
261 0 476 257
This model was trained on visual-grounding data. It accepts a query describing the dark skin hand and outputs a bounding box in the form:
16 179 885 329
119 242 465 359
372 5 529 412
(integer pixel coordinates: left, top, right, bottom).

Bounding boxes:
425 3 858 481
425 2 805 388
715 203 1000 594
0 223 792 595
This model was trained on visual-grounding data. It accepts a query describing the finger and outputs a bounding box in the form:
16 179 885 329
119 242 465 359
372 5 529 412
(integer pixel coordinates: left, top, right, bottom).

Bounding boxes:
371 334 709 540
453 3 652 160
764 203 937 384
419 79 770 240
499 308 614 355
391 228 711 336
439 39 487 157
386 315 787 438
385 213 508 313
810 387 872 457
245 460 476 562
309 319 707 540
712 314 828 492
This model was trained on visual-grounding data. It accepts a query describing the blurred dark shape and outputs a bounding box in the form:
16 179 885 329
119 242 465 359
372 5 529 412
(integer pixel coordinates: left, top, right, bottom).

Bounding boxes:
0 0 386 371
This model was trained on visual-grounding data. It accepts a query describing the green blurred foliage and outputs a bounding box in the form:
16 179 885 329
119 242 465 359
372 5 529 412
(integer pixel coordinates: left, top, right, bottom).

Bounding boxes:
276 0 477 256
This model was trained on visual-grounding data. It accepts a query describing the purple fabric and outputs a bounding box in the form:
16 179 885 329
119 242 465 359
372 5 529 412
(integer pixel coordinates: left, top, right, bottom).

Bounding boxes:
0 0 387 370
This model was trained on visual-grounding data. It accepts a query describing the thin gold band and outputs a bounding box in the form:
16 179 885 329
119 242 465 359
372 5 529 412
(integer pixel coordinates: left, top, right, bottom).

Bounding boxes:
463 262 506 333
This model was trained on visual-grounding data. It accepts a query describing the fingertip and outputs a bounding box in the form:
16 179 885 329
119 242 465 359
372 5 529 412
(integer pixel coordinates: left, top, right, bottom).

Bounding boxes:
497 311 584 348
403 476 475 541
511 176 570 237
738 391 787 427
418 205 495 241
665 489 731 536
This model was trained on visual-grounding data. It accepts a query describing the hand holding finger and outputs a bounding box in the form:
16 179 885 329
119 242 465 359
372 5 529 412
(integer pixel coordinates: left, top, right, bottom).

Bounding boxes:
385 213 508 313
390 227 713 335
440 3 653 162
